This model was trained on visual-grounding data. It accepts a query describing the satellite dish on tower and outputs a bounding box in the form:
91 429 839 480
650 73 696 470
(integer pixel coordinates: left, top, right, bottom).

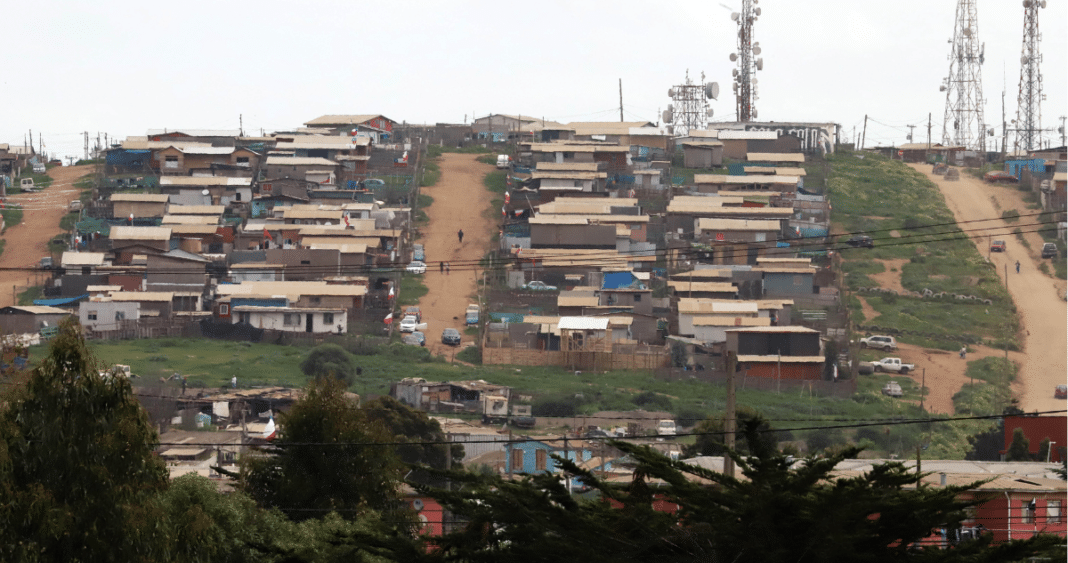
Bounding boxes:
1021 56 1029 64
667 104 674 112
963 27 972 37
704 82 720 100
729 53 738 62
706 108 714 117
412 499 424 511
668 88 675 97
731 12 739 20
753 46 762 55
755 7 761 15
751 78 758 85
732 69 738 77
756 58 763 70
662 110 673 123
753 110 759 119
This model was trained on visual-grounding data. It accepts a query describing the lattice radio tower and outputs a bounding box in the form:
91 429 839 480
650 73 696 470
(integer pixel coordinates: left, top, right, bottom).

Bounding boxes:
727 0 763 122
940 0 986 151
1014 0 1047 152
665 70 718 136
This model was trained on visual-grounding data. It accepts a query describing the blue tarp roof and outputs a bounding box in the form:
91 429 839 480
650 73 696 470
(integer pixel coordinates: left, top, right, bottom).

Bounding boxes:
601 271 636 290
33 294 89 307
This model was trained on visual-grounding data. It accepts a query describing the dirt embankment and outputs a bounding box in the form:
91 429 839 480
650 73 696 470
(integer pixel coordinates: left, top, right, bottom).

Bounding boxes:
415 154 496 356
907 163 1067 414
0 165 93 306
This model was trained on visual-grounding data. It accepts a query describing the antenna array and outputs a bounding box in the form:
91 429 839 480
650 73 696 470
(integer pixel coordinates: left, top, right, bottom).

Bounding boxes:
728 0 763 122
940 0 987 151
1014 0 1047 152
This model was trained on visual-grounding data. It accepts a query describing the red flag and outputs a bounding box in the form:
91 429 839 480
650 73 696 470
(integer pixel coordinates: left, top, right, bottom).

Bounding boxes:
344 214 350 227
263 228 273 241
383 313 393 324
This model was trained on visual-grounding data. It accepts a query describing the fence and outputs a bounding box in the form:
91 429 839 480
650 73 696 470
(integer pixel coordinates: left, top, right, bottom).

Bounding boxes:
89 319 196 341
482 344 667 371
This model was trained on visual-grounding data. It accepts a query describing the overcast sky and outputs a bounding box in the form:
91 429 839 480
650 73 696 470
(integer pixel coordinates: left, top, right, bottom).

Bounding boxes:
2 0 1065 161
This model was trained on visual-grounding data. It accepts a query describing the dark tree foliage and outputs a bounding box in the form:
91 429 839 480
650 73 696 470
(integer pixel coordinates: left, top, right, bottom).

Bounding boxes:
239 377 405 521
363 396 464 478
300 343 355 386
683 405 777 457
0 317 169 561
1005 427 1032 462
395 419 1063 563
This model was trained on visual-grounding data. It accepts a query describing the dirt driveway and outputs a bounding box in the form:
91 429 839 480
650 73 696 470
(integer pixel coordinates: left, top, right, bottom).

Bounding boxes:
907 163 1067 414
0 165 92 306
416 154 495 357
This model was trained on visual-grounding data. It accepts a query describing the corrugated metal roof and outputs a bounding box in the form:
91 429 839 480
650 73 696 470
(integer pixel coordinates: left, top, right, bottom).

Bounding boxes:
167 205 225 215
725 326 819 333
747 152 805 163
716 130 778 140
667 281 737 293
3 305 71 315
682 140 724 147
109 226 172 241
565 121 656 135
284 207 343 220
162 215 217 224
558 316 611 330
527 143 630 153
557 294 599 307
692 316 770 327
107 291 174 302
531 171 607 180
678 299 759 314
111 194 170 203
694 174 800 184
305 243 369 254
216 281 366 297
737 355 824 363
146 129 240 137
265 156 338 166
775 167 807 176
61 252 107 267
159 177 251 187
303 114 393 127
535 162 599 172
696 218 782 232
179 146 235 155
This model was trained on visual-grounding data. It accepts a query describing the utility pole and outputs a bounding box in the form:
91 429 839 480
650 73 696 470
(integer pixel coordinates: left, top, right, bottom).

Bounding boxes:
861 115 868 150
619 78 624 122
724 351 737 478
907 124 916 144
239 114 244 137
1060 116 1067 147
83 131 89 161
920 368 926 412
927 113 932 149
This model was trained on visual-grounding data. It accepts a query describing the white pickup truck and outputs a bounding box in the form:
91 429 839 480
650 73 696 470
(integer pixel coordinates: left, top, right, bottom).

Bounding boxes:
873 357 914 374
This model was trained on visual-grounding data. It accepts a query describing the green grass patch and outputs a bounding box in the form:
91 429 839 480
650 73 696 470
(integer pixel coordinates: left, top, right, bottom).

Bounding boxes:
398 274 429 307
1012 228 1030 250
9 333 1007 458
0 239 6 258
476 154 497 165
965 356 1017 384
74 159 104 165
17 286 43 305
20 165 53 189
483 170 507 194
421 160 441 187
414 193 434 225
59 212 80 231
1 206 24 230
830 150 1018 347
1000 209 1020 223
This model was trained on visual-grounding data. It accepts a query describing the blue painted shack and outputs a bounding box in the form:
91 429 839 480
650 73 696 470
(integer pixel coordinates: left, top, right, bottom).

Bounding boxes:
505 437 594 476
1005 159 1045 179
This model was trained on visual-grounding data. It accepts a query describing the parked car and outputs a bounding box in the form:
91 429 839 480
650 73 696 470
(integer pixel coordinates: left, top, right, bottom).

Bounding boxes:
873 357 914 374
882 381 903 398
510 416 536 429
1041 242 1057 259
859 335 897 351
68 200 83 212
944 168 960 181
656 419 677 436
402 331 426 347
846 234 874 248
361 178 386 189
399 315 419 333
496 154 511 169
983 170 1018 184
522 280 557 291
404 306 422 323
990 239 1006 252
465 304 480 325
441 328 462 346
19 178 36 192
1056 384 1067 400
412 243 425 262
406 261 427 274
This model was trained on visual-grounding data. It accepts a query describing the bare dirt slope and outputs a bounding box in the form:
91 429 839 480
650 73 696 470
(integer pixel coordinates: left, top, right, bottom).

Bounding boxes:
890 342 1025 415
907 163 1067 413
416 154 495 356
0 165 92 306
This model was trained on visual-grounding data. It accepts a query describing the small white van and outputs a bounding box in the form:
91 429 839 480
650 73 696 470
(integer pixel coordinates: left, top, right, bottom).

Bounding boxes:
496 154 511 169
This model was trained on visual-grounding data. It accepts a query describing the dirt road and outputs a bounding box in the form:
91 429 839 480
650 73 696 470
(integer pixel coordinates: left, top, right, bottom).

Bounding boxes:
908 163 1067 414
416 154 495 356
0 165 92 306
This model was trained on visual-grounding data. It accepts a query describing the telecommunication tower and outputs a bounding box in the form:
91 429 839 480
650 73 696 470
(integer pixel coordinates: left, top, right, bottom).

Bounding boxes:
727 0 763 122
1014 0 1047 152
664 70 719 136
940 0 987 151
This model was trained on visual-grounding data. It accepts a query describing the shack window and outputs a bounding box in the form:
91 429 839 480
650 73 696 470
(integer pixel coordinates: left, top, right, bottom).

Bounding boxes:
511 449 523 471
219 304 230 316
283 313 300 326
164 156 179 168
535 449 547 471
323 313 334 325
87 310 98 321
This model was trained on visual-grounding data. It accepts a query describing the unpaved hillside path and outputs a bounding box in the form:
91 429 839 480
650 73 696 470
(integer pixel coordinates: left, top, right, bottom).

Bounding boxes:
908 164 1066 414
0 165 92 306
417 154 495 356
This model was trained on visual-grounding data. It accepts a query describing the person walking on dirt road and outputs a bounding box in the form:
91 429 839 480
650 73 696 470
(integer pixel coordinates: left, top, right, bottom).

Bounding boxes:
457 229 464 244
959 346 967 359
440 261 444 273
445 262 450 275
1015 260 1020 274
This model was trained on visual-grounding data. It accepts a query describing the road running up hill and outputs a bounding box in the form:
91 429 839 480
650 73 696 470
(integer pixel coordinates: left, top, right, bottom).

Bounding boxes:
908 164 1067 414
415 154 496 356
0 164 93 307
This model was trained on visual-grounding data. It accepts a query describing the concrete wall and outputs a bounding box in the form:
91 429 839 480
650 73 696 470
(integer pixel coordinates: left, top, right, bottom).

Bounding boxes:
531 224 615 248
80 301 140 331
234 309 347 333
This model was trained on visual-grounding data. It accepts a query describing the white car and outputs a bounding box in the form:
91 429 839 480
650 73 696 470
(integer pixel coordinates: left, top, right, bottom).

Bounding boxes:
399 315 419 333
406 261 427 274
